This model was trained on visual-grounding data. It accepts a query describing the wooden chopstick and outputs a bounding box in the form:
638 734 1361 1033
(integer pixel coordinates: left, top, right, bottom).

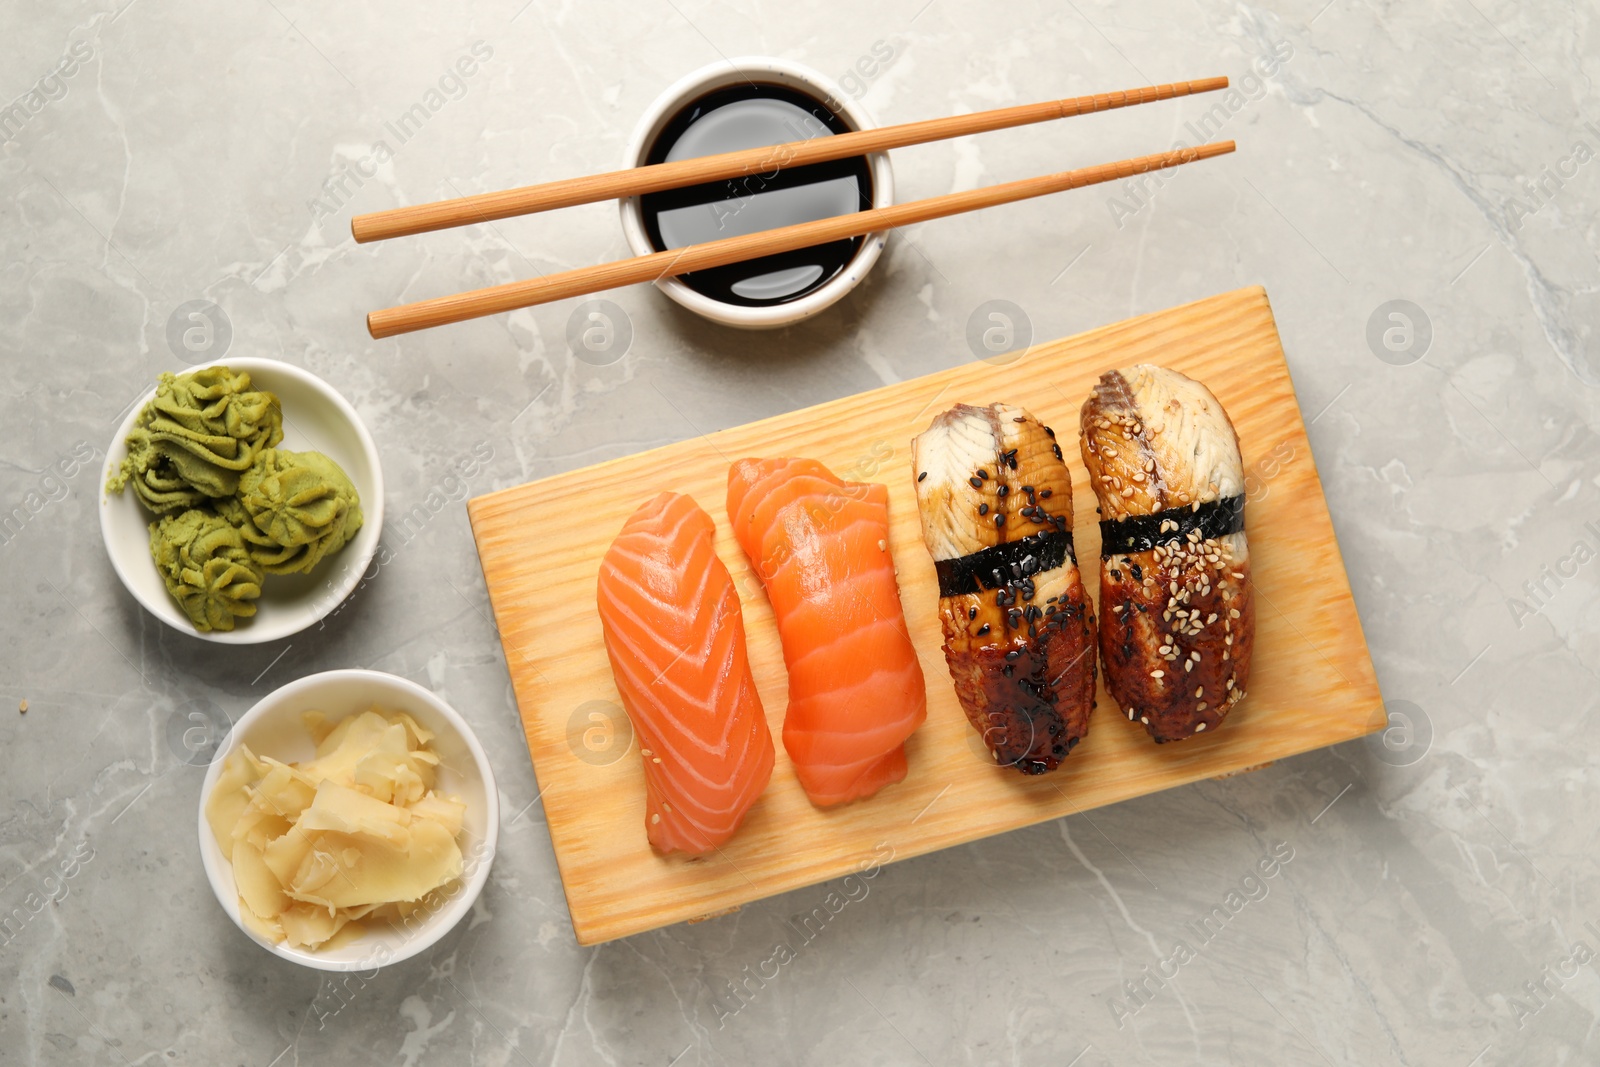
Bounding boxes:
366 141 1234 339
351 76 1228 244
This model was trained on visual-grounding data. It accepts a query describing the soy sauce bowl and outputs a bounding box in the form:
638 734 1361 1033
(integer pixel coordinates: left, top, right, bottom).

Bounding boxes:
619 57 895 330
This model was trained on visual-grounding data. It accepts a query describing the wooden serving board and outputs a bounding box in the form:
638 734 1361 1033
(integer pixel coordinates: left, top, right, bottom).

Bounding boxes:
468 286 1384 945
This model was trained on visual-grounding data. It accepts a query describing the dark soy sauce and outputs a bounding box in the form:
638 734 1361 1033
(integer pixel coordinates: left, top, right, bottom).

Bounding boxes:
639 83 874 307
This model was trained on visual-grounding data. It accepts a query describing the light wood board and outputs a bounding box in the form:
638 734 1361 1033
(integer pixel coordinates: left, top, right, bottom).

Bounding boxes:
468 286 1385 945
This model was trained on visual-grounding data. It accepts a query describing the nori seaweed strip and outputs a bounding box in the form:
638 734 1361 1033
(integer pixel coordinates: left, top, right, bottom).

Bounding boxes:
935 529 1075 598
1098 495 1245 557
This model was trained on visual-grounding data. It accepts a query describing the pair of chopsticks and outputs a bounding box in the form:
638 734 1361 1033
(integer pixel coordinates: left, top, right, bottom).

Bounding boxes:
360 76 1235 339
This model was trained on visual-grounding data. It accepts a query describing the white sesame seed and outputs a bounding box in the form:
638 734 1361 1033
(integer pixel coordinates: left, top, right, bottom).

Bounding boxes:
1151 670 1164 678
651 813 661 824
1229 609 1241 619
1140 716 1149 725
1185 660 1194 672
1195 687 1204 698
1195 722 1207 731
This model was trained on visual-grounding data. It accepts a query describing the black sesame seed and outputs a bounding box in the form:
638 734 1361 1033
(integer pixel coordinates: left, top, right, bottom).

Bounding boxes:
1041 489 1053 499
1045 426 1056 439
1052 443 1063 460
977 469 989 480
998 485 1009 497
977 623 991 636
969 476 983 489
968 605 977 620
918 471 928 482
978 503 988 515
1013 416 1027 423
1005 649 1021 661
995 513 1006 527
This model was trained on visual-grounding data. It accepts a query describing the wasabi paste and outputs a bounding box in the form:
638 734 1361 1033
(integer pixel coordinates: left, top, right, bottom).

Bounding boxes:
149 509 265 633
109 366 364 632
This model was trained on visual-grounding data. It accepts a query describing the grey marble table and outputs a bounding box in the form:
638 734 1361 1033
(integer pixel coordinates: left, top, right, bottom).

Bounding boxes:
4 0 1598 1063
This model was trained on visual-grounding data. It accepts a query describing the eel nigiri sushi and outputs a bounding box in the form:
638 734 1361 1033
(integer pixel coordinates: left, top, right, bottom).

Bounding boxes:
1079 365 1255 741
912 403 1097 774
596 492 775 854
726 458 927 806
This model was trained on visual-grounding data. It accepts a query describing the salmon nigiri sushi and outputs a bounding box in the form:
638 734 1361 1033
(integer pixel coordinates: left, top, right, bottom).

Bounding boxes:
727 458 927 806
596 492 775 854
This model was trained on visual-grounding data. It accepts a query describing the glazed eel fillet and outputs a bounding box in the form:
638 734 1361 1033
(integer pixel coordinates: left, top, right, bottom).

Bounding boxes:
912 403 1096 774
1079 364 1255 742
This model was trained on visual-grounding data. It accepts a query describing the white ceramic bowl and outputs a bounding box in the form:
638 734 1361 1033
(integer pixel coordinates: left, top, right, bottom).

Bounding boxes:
197 669 499 972
100 357 384 644
619 56 895 329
